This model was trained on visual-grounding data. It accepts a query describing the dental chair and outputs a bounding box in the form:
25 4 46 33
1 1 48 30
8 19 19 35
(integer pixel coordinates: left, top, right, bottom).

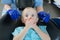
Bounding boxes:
0 14 60 40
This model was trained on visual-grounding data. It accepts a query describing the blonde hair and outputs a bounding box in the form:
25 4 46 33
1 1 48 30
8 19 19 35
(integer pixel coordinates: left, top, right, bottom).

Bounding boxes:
22 7 37 16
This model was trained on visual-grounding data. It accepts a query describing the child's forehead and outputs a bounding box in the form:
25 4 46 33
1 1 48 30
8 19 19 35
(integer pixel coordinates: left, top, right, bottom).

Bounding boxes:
22 8 37 15
24 10 36 15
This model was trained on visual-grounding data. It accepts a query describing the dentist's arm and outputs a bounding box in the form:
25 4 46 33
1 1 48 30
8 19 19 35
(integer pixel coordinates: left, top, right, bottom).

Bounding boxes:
36 6 44 13
4 4 11 11
1 0 11 10
35 0 44 13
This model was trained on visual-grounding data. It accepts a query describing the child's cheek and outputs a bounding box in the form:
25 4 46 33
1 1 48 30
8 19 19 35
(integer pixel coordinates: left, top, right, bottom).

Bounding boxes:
24 19 27 23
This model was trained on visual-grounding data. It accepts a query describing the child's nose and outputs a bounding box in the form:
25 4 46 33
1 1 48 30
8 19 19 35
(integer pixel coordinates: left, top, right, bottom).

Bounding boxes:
28 16 32 19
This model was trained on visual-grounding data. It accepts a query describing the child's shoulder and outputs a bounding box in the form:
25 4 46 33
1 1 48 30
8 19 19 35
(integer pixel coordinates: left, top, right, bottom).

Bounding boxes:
39 25 48 34
39 25 47 29
15 26 24 31
12 26 24 36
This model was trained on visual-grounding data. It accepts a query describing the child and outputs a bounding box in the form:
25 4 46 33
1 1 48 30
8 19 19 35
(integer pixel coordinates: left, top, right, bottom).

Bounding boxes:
12 7 51 40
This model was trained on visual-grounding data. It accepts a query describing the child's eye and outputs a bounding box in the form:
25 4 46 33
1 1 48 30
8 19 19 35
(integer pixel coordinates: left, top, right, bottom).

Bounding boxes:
25 14 28 17
32 14 34 17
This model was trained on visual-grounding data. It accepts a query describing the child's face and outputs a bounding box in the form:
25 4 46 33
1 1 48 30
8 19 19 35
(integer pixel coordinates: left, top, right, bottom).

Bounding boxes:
22 8 38 24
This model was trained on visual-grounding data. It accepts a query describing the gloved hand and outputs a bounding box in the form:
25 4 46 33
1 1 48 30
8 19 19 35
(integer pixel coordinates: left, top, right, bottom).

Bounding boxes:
38 11 50 23
7 9 21 21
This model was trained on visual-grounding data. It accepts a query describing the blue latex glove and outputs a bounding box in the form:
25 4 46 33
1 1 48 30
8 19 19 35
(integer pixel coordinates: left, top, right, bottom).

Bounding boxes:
7 9 21 21
38 11 50 23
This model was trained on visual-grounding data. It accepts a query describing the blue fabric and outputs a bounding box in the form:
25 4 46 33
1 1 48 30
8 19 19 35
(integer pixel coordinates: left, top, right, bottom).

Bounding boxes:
38 11 50 23
34 0 43 7
1 0 12 4
7 9 21 20
1 0 43 16
12 25 48 40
